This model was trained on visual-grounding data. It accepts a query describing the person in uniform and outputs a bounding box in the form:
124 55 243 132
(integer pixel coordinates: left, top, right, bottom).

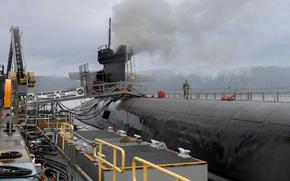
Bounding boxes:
182 80 190 99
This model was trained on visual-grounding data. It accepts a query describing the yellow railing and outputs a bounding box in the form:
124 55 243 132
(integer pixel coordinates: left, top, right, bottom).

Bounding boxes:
92 138 126 181
59 123 74 150
132 157 191 181
58 123 190 181
58 124 126 181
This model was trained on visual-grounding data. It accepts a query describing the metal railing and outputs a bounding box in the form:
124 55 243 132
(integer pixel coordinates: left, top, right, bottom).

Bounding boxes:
162 90 290 102
59 122 74 150
27 113 73 130
26 80 149 107
58 122 126 181
93 138 126 181
42 114 73 126
58 123 191 181
132 157 190 181
90 81 146 97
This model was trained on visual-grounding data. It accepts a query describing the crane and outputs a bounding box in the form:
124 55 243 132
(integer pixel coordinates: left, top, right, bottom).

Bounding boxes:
6 26 36 87
1 26 36 120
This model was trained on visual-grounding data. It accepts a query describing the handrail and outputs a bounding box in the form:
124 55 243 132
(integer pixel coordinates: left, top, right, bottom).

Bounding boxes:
92 138 126 181
162 90 290 102
28 81 146 105
58 123 126 181
59 123 74 150
92 81 145 97
60 122 74 137
57 124 191 181
132 157 190 181
93 82 125 94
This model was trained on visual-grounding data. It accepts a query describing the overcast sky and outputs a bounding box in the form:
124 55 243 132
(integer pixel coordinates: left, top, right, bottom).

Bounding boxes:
1 0 290 76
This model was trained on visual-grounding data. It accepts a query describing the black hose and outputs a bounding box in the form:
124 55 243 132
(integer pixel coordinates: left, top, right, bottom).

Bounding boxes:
74 106 107 120
23 129 73 180
71 98 120 128
0 165 33 178
58 97 118 119
57 99 103 112
22 97 119 180
57 99 105 115
57 102 101 116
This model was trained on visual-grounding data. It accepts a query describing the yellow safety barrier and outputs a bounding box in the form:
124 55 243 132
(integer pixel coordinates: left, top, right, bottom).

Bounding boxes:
59 123 74 150
92 138 125 181
132 157 191 181
58 123 126 181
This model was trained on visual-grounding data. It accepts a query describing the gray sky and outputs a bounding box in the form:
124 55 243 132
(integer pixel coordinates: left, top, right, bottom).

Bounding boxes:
1 0 290 76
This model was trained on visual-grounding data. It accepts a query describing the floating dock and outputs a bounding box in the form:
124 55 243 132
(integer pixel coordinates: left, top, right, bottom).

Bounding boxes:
56 121 208 181
0 114 208 180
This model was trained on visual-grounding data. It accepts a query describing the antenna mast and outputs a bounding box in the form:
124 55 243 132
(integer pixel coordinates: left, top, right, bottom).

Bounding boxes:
108 17 111 48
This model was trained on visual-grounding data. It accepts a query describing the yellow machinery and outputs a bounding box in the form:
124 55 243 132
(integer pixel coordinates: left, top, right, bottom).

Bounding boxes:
18 72 36 87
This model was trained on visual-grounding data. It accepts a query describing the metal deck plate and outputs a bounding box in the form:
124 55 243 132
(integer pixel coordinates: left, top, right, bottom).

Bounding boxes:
102 144 204 168
75 129 205 168
75 129 120 140
60 126 207 181
0 124 37 180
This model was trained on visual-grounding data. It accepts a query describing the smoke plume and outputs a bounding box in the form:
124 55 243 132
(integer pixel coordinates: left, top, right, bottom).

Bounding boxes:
112 0 264 65
112 0 176 57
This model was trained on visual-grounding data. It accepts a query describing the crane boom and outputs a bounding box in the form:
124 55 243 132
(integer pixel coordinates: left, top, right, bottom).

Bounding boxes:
7 26 25 81
6 26 36 87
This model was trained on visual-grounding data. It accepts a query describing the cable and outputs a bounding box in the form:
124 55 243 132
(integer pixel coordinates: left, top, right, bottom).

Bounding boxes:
61 97 120 130
57 102 100 116
58 102 97 114
0 151 22 160
23 130 73 181
22 97 119 180
35 155 71 180
72 98 117 120
73 105 107 120
0 165 32 178
57 97 106 113
57 97 119 118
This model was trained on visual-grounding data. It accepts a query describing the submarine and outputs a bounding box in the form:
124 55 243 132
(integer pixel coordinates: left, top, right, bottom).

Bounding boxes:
69 18 290 181
75 97 290 181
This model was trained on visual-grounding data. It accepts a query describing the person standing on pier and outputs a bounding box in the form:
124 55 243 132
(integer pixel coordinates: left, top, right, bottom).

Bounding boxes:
182 80 190 99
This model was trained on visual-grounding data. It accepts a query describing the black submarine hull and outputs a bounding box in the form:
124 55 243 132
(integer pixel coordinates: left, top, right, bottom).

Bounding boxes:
79 98 290 181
